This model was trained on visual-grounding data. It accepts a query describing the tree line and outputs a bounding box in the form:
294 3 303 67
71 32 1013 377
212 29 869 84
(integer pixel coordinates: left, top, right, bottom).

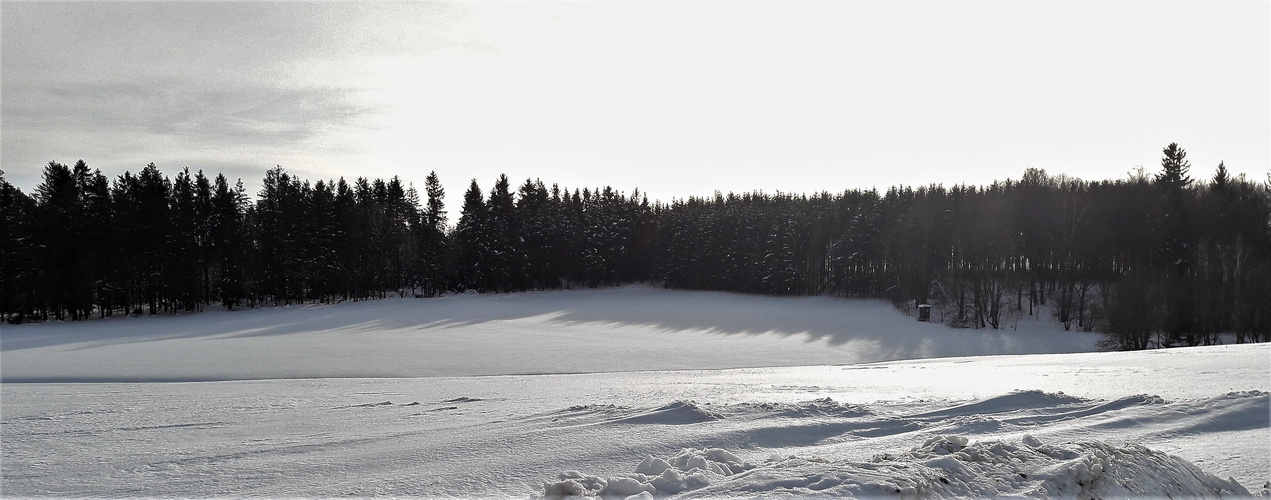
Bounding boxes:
2 143 1268 349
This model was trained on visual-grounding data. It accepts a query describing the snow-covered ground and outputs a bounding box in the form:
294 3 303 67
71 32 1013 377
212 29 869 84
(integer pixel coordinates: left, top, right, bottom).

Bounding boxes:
0 286 1101 382
2 285 1267 497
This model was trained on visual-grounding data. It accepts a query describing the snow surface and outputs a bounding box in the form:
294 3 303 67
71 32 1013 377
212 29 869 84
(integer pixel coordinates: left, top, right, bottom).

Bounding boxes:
1 285 1267 497
0 285 1099 382
541 436 1254 499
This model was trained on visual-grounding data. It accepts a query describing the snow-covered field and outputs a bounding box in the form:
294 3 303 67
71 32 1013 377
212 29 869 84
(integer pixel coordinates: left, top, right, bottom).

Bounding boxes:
0 286 1102 382
2 285 1267 497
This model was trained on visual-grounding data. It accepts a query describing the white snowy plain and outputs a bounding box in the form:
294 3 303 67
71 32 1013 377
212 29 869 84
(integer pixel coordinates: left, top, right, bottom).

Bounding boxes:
1 285 1267 498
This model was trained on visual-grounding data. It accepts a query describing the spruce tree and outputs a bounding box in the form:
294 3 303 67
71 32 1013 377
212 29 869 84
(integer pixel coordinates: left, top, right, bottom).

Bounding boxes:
1155 142 1193 188
0 171 37 323
333 177 359 300
1211 162 1230 189
1154 143 1197 345
83 168 114 317
210 174 246 309
170 168 201 311
486 174 516 291
33 161 83 320
455 179 488 291
419 171 448 296
194 170 214 305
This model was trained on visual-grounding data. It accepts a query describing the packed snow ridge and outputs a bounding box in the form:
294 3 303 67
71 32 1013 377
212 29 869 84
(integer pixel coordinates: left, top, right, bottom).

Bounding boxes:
537 435 1252 499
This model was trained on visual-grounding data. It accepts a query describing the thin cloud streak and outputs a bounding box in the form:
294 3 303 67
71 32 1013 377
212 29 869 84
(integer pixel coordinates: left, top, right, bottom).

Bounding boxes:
3 80 378 186
5 81 373 141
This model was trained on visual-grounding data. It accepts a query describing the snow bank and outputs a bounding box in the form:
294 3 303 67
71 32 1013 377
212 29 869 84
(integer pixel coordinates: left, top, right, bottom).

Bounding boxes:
537 436 1252 499
4 372 1265 497
538 448 754 499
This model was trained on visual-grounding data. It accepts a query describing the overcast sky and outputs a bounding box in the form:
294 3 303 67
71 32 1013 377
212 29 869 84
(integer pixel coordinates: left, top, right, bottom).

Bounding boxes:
3 1 1268 211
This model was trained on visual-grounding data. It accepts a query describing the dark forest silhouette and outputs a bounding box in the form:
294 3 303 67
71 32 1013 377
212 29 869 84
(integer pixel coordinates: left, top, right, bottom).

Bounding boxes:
2 143 1268 349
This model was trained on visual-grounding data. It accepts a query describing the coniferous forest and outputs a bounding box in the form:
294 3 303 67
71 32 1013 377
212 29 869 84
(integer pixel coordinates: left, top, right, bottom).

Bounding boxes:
2 143 1269 349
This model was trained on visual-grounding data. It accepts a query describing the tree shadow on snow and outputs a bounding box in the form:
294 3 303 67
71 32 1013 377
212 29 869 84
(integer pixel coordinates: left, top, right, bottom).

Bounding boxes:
0 285 1097 362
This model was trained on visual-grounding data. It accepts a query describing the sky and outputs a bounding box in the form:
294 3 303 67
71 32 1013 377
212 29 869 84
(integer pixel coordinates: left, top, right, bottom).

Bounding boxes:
2 1 1268 212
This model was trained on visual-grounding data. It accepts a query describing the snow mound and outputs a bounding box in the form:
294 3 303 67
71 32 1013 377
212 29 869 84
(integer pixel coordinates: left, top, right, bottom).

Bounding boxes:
538 436 1251 499
613 401 723 425
735 397 870 418
995 393 1166 428
1167 390 1271 436
537 448 754 499
912 390 1089 419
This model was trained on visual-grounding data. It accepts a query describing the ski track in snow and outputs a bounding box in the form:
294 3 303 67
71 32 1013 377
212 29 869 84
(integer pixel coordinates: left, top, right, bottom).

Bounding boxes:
1 286 1268 497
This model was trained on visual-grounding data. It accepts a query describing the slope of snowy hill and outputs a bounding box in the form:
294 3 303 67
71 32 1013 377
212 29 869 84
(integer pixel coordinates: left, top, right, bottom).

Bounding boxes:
1 286 1267 497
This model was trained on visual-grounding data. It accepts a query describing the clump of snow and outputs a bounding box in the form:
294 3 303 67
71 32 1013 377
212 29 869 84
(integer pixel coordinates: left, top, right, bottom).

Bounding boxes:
539 436 1252 499
537 448 753 499
735 397 870 418
565 404 629 413
919 434 970 454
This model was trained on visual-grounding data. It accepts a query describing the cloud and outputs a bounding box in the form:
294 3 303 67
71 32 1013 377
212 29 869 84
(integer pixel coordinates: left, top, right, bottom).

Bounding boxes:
1 1 488 86
6 80 371 144
0 0 488 190
1 78 377 188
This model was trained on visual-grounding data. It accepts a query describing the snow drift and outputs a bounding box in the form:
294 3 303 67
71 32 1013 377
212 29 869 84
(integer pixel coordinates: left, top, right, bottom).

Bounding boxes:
537 436 1252 499
3 355 1266 497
